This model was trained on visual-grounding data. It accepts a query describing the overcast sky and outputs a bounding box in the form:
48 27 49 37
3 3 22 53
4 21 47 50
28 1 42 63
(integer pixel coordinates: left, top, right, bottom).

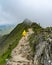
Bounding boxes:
0 0 52 27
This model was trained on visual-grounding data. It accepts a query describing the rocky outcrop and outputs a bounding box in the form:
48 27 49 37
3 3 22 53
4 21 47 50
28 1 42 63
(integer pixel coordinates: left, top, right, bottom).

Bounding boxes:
33 35 52 65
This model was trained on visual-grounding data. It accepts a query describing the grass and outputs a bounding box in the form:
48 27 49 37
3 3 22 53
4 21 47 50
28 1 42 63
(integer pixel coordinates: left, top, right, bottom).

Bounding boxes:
0 49 11 65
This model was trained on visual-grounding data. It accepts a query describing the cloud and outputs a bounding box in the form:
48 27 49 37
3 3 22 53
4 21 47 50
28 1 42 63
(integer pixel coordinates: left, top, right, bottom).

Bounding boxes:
0 1 17 25
0 0 52 27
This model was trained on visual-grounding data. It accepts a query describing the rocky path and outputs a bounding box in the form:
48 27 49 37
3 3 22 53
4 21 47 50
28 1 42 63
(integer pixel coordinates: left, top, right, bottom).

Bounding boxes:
8 29 34 65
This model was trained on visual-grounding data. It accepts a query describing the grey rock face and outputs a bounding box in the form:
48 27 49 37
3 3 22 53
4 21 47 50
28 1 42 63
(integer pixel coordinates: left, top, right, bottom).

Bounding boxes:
34 37 52 65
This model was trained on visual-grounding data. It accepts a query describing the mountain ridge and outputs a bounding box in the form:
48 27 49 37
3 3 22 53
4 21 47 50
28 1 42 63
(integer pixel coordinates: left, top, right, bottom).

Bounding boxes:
0 19 52 65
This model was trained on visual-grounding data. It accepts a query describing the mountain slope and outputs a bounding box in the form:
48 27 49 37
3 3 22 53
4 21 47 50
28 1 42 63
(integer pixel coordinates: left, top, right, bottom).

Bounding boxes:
7 23 52 65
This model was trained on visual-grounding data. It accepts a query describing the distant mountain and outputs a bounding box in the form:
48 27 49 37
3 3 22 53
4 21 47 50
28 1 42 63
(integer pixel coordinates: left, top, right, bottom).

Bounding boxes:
0 24 15 36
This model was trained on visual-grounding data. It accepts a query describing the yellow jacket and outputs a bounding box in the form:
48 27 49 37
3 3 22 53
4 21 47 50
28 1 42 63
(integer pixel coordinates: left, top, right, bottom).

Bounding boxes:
22 30 27 37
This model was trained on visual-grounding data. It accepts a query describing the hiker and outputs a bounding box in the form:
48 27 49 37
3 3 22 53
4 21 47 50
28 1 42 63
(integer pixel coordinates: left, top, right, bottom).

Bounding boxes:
22 30 27 41
22 30 27 37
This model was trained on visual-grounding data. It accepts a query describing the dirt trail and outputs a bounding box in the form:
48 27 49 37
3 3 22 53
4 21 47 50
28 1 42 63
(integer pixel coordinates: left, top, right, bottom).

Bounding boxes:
8 28 34 65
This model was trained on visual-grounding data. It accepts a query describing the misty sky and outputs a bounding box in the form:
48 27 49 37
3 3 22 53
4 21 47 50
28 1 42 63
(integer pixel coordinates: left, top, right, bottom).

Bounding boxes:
0 0 52 27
